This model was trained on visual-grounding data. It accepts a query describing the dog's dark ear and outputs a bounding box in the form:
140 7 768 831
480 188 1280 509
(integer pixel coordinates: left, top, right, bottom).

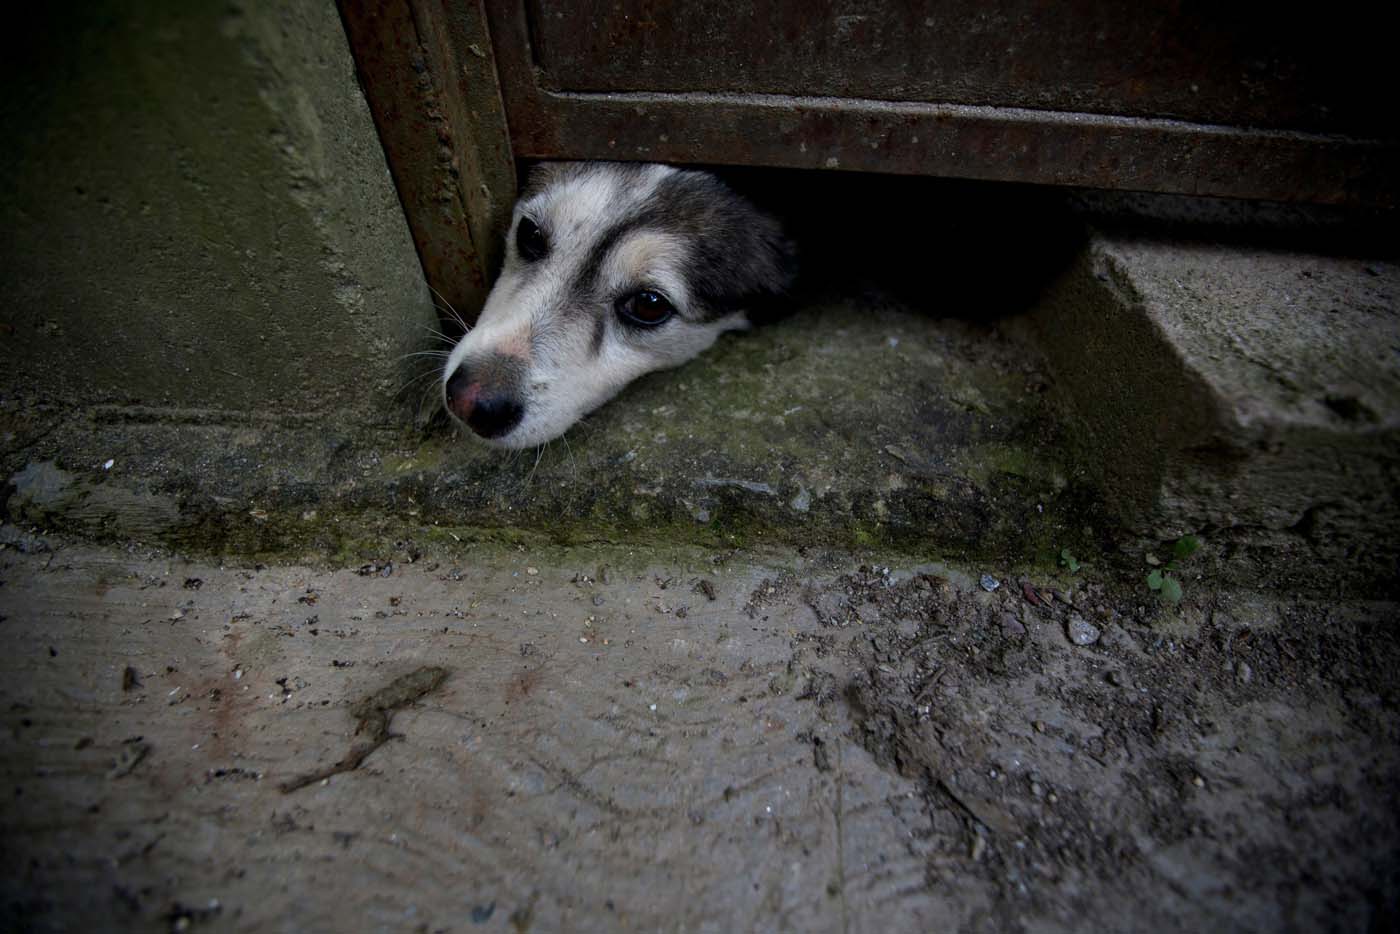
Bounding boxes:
761 222 799 295
650 171 799 321
734 214 799 324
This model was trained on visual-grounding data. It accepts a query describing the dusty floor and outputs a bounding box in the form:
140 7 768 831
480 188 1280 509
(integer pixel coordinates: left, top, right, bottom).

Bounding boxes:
2 532 1397 933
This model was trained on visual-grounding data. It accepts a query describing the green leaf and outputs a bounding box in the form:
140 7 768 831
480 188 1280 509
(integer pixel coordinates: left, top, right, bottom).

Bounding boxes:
1146 569 1163 590
1058 547 1081 573
1161 576 1183 603
1173 535 1201 560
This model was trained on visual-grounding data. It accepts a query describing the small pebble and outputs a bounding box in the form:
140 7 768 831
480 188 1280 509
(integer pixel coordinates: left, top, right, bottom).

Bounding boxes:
1066 614 1101 646
979 574 1000 593
999 612 1026 637
1236 661 1253 684
526 567 539 576
592 594 605 606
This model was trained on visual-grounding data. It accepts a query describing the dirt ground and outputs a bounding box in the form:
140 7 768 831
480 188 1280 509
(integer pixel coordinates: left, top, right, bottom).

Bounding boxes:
2 531 1397 933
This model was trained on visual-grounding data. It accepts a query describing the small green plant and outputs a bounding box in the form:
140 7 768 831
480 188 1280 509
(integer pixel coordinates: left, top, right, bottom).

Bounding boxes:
1146 535 1201 604
1059 548 1082 573
1172 535 1202 561
1146 568 1181 602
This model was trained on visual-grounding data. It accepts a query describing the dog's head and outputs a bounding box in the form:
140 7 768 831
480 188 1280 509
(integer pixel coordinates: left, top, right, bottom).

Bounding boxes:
442 163 795 448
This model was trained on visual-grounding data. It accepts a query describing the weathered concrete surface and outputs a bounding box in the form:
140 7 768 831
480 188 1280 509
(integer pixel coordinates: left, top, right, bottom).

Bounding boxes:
2 534 1397 932
1028 236 1400 592
0 0 434 420
2 297 1102 568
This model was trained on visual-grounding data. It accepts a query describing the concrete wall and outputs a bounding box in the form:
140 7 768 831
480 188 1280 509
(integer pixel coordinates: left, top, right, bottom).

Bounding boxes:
0 0 435 421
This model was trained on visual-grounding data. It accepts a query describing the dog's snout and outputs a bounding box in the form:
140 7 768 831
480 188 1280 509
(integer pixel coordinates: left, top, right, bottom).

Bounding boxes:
445 367 525 440
466 392 524 439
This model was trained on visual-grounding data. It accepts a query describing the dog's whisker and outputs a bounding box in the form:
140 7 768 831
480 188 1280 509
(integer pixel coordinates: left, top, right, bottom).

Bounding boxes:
397 359 443 379
415 369 447 410
428 284 472 333
430 303 468 332
567 417 598 440
392 367 442 393
391 360 446 399
422 324 457 345
395 349 451 362
392 377 442 410
559 433 579 491
525 441 548 488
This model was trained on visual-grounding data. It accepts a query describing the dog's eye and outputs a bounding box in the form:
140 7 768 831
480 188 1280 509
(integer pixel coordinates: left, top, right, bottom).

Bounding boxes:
616 290 675 328
516 217 547 262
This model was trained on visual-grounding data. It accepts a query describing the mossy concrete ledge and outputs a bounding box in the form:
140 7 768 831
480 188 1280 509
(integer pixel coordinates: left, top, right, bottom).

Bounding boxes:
1029 234 1400 590
2 301 1101 566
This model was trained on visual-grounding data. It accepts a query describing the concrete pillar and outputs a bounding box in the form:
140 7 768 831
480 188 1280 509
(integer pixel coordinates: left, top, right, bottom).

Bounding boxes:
0 0 437 422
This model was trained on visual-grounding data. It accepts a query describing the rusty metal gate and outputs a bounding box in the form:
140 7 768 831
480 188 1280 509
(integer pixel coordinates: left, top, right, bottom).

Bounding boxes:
339 0 1398 315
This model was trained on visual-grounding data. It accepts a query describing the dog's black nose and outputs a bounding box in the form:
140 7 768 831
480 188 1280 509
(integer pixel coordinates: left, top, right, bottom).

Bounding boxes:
446 365 525 439
466 392 524 439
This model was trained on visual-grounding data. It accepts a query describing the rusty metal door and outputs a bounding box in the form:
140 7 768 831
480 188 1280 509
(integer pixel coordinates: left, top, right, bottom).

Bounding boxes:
488 0 1393 205
340 0 1396 313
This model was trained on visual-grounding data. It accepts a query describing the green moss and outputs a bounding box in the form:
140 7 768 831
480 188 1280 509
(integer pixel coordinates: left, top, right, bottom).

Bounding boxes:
382 438 450 476
954 442 1065 488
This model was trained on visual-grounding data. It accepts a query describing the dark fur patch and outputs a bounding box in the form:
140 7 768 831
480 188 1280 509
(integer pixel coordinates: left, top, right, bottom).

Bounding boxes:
559 165 797 324
637 171 798 321
589 314 607 358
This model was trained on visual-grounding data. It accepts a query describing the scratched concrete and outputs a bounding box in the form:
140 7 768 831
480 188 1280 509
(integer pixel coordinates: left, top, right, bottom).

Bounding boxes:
3 534 1397 932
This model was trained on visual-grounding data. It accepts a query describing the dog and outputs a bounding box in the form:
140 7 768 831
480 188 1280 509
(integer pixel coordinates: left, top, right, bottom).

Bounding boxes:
441 162 796 448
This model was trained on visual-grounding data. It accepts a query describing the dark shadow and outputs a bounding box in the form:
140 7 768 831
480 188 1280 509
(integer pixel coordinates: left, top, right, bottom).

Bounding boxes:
712 166 1087 323
695 163 1400 322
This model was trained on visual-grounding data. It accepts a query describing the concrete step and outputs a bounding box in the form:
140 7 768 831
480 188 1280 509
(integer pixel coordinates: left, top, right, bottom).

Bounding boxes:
1027 233 1400 594
5 230 1397 596
2 295 1099 569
